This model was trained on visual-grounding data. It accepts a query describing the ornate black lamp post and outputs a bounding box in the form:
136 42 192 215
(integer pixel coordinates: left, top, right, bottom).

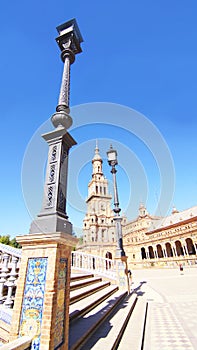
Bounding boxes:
107 145 126 257
11 19 84 349
30 19 83 234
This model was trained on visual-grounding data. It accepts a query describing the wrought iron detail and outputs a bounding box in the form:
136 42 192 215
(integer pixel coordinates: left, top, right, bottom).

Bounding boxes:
47 186 54 207
49 164 55 183
51 145 57 162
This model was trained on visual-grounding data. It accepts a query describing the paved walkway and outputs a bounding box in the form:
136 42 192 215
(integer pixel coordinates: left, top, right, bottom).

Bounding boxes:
131 267 197 350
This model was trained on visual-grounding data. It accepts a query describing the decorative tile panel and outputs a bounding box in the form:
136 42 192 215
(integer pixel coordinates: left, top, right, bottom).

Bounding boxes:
19 257 48 350
54 258 68 349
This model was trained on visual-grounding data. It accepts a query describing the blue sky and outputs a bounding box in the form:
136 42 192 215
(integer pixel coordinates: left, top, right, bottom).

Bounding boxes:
0 1 197 237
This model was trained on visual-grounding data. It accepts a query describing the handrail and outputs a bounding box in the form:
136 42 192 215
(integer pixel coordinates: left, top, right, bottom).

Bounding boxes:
0 244 21 309
71 251 117 280
0 336 32 349
0 244 22 259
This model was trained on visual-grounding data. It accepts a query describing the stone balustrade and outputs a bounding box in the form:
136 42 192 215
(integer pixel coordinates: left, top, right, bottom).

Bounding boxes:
71 251 117 281
0 244 118 314
0 244 21 309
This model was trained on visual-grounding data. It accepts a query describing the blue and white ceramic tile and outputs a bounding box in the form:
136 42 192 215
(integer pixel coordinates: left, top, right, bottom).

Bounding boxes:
19 257 48 350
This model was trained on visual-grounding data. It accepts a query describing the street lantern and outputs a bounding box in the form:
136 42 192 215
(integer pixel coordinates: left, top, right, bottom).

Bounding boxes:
51 19 83 129
107 145 125 257
56 18 83 55
107 145 118 166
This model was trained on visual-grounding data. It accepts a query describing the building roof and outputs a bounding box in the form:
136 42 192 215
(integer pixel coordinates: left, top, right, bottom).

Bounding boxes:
148 205 197 233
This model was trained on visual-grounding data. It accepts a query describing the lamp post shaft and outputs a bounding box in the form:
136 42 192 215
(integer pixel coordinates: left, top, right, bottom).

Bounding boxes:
107 149 125 257
57 49 75 112
111 165 120 214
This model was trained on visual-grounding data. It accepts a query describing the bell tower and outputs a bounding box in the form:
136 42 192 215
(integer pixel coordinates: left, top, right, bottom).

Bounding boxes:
83 143 115 244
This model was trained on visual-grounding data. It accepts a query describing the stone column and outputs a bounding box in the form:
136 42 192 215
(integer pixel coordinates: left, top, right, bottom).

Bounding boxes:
154 248 158 259
183 245 187 255
193 242 197 255
172 245 177 257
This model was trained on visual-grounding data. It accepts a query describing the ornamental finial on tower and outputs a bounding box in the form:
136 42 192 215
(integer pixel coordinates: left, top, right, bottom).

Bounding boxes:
93 140 102 161
92 141 103 176
172 205 179 214
139 203 147 217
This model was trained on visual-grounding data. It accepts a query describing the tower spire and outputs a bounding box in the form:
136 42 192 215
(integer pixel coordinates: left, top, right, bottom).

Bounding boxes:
92 140 103 177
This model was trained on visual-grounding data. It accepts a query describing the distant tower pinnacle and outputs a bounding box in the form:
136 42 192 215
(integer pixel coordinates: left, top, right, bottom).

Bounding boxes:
92 141 103 178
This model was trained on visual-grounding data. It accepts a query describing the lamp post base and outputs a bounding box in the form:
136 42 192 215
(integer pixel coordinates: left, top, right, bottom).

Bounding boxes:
115 255 130 294
29 213 72 235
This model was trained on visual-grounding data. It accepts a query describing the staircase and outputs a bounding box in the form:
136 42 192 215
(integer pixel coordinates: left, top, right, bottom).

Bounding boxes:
0 246 147 349
69 273 146 350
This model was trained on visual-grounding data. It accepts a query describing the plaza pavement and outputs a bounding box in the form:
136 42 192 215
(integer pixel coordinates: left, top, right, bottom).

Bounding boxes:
131 267 197 350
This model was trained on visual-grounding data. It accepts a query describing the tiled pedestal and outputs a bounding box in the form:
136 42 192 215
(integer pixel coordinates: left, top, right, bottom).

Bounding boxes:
9 232 77 350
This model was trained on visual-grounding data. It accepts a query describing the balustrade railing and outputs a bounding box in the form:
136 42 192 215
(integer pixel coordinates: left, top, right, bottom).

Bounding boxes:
0 246 118 313
71 251 117 280
0 244 21 310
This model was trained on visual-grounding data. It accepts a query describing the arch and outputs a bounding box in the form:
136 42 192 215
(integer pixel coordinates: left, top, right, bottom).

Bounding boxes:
175 240 184 256
92 257 95 269
106 251 112 269
106 251 112 259
186 238 196 255
165 242 173 257
148 246 154 259
156 244 163 258
141 247 146 259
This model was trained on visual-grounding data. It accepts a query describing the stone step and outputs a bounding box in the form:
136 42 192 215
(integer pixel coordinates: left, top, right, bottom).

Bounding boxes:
116 297 147 350
69 284 119 321
70 280 111 305
80 293 137 350
70 273 94 282
69 289 128 350
70 276 102 291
